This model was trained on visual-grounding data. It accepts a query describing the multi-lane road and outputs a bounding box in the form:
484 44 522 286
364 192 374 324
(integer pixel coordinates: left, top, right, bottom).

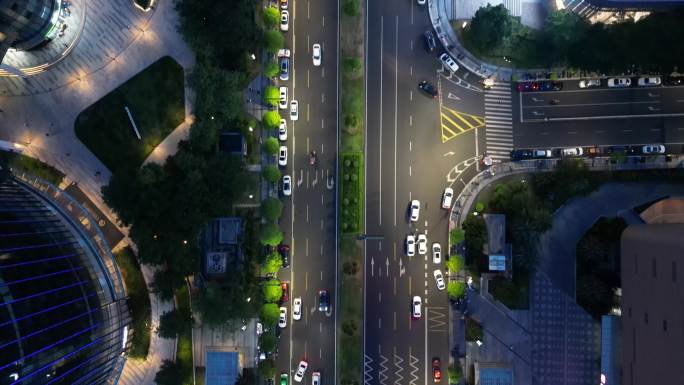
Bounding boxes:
275 0 339 382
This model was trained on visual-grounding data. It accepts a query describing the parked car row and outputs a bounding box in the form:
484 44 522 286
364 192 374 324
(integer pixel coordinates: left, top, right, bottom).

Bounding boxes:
517 81 563 92
518 75 676 92
510 144 667 161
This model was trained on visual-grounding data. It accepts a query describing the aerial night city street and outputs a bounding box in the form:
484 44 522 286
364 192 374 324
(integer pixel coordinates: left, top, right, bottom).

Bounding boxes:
1 0 683 384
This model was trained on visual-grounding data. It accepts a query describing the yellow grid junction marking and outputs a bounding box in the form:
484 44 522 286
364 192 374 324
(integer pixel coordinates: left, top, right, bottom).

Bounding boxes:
439 106 485 143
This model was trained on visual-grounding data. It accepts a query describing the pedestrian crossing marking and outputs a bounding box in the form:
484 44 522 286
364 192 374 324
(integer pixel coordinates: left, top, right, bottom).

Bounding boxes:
484 81 514 160
439 106 485 143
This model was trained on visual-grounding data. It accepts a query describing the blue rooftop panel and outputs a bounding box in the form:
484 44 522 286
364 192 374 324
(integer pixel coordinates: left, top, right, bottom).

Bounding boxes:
206 351 239 385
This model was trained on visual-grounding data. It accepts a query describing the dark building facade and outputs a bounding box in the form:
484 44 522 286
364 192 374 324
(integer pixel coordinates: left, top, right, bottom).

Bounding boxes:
0 0 59 62
0 173 129 384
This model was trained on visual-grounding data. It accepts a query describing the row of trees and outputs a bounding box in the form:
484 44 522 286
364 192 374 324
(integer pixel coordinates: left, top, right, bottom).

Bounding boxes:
464 5 684 73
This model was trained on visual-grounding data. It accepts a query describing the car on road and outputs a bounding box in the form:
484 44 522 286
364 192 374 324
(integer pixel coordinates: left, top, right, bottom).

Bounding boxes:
293 297 302 320
418 81 438 98
280 10 289 32
638 76 661 86
279 86 288 109
294 360 308 382
280 0 288 9
278 307 287 328
279 119 288 141
439 53 459 73
424 31 436 52
432 358 442 383
432 243 441 264
278 244 290 267
278 48 291 58
278 146 288 166
539 81 562 91
642 144 665 154
585 146 602 157
281 282 289 302
318 290 330 313
406 235 416 257
409 200 420 222
312 43 322 66
533 149 553 158
290 100 299 121
666 75 684 86
280 372 289 385
280 58 290 81
417 0 426 5
607 77 631 88
510 149 533 161
417 234 428 255
312 372 321 385
607 146 629 155
441 187 454 209
516 82 539 92
433 270 446 291
562 147 583 157
282 175 292 196
579 79 601 88
309 150 317 166
412 296 422 319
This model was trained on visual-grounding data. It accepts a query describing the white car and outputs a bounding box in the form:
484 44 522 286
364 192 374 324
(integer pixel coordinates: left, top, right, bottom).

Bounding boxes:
312 372 321 385
433 270 446 291
642 144 665 154
417 234 428 255
439 53 459 73
578 79 601 88
280 10 289 32
294 360 308 382
607 77 631 88
406 235 416 257
533 149 552 158
441 187 453 209
290 100 299 121
278 306 287 328
278 146 288 166
417 0 426 4
282 175 292 196
279 86 288 109
412 295 422 319
638 76 661 86
279 119 288 141
293 297 302 320
432 243 441 264
277 48 291 58
561 147 583 157
312 43 322 66
409 200 420 222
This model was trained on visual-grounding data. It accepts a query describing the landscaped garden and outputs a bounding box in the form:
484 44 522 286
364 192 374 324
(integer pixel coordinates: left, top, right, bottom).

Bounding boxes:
75 56 185 175
0 150 65 185
113 247 151 359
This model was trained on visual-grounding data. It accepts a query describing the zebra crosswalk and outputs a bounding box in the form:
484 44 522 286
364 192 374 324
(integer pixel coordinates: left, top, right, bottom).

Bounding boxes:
484 81 514 162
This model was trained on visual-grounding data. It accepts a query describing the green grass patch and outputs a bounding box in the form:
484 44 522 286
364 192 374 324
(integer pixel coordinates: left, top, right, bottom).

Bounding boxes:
0 150 65 185
340 153 363 235
175 285 194 384
114 247 151 359
75 56 185 175
465 317 484 342
339 235 363 384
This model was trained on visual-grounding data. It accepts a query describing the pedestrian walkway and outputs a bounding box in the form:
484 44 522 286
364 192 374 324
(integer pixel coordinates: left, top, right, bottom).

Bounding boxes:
483 81 514 161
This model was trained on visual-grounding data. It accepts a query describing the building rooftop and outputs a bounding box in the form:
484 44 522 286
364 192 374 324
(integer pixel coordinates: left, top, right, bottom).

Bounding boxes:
205 351 239 385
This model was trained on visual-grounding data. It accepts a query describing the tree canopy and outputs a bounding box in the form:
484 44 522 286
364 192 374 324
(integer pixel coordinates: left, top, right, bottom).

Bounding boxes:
259 332 277 352
263 30 285 53
154 360 183 385
260 223 284 246
263 137 280 156
262 279 283 303
465 4 511 52
262 165 281 182
447 281 466 301
260 303 280 326
262 6 280 29
263 86 280 107
158 308 193 339
261 198 284 221
263 111 281 129
262 251 283 275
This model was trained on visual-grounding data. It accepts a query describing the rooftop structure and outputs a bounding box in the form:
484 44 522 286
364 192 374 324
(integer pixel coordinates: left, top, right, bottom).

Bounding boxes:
620 223 684 385
201 217 243 278
483 214 512 275
205 351 239 385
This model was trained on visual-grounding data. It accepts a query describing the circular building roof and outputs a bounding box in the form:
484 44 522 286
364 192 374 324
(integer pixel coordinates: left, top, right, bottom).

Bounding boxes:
0 0 57 53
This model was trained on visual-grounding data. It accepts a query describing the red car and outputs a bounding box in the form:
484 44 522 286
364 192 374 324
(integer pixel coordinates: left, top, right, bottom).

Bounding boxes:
432 358 441 383
281 282 289 302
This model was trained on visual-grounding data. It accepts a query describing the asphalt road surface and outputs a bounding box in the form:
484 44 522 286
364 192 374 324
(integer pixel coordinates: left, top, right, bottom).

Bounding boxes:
362 1 484 384
275 0 338 382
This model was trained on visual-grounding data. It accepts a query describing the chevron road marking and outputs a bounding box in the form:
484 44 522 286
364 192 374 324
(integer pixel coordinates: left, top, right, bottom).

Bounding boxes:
364 354 374 384
393 347 404 385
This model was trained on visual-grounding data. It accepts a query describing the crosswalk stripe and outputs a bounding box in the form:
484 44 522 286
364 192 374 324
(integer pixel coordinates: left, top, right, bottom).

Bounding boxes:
485 125 512 131
486 132 513 139
487 145 513 151
485 111 513 116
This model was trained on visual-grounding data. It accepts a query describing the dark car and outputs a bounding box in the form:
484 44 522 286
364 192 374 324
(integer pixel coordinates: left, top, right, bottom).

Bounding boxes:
279 57 289 81
666 76 684 86
540 81 563 91
423 31 436 52
278 244 290 268
318 290 330 313
606 146 629 155
510 149 533 161
432 358 442 383
418 81 438 98
516 82 539 92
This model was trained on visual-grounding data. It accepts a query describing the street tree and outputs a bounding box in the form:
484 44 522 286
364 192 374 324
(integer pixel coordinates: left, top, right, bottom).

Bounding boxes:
263 137 280 156
263 30 284 53
260 223 284 246
262 6 280 29
258 359 277 378
263 86 280 107
448 364 463 384
260 303 280 325
264 60 279 78
465 4 512 52
259 332 277 352
449 228 465 245
157 308 193 338
447 281 466 301
446 255 463 274
262 251 283 275
154 360 183 385
543 10 589 63
262 110 281 129
262 165 281 183
262 279 283 302
261 198 284 221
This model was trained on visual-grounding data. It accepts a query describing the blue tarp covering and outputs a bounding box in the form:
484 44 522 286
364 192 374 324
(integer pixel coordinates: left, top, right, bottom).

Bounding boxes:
206 351 239 385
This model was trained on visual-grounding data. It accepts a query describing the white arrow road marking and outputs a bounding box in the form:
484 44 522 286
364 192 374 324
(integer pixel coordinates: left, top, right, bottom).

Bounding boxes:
371 257 375 277
447 92 461 100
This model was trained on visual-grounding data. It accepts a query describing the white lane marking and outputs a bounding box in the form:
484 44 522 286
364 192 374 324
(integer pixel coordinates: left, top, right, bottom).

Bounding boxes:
379 15 384 227
409 166 412 176
393 15 398 228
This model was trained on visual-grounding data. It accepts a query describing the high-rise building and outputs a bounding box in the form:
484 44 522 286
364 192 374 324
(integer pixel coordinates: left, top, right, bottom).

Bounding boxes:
0 0 59 63
0 171 130 385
